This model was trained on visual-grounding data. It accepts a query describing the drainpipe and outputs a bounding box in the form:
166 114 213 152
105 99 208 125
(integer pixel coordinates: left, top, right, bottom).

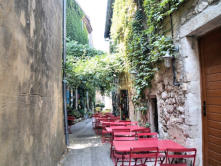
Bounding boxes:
62 0 69 145
75 87 78 110
169 2 180 87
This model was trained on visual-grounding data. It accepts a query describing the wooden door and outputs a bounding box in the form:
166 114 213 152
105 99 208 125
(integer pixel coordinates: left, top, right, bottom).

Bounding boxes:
199 27 221 166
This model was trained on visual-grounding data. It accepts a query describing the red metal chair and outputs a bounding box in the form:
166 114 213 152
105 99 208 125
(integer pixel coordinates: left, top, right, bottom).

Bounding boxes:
113 149 130 166
110 129 131 159
128 121 138 126
101 123 111 143
132 128 151 134
137 132 158 139
112 133 136 166
129 147 159 166
136 132 168 163
119 120 131 122
160 148 197 166
110 123 128 126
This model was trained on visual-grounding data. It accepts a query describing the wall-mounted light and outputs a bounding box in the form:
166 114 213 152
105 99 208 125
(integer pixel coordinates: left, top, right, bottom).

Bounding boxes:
130 70 137 80
162 51 180 86
163 52 173 68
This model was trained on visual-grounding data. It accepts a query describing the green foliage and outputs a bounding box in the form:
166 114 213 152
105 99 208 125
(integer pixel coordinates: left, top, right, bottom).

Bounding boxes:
66 52 125 94
78 109 85 117
66 38 104 57
107 0 186 118
69 109 82 118
66 0 88 44
66 39 125 96
111 0 137 45
143 0 185 34
95 103 105 108
126 9 176 98
111 0 184 104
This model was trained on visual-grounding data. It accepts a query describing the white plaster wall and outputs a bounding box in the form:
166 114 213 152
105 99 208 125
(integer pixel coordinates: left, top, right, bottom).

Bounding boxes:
104 95 113 111
95 90 113 111
179 37 202 166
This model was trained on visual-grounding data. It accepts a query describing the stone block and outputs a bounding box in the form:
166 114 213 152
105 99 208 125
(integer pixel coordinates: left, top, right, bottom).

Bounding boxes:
177 106 185 113
195 1 209 13
161 91 168 99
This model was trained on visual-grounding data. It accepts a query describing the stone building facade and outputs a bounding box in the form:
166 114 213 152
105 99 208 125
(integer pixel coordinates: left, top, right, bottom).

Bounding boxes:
143 0 221 165
105 0 221 165
0 1 66 166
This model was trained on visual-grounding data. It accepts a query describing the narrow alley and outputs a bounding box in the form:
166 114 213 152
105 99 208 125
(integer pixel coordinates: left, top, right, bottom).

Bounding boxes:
59 119 113 166
1 0 221 166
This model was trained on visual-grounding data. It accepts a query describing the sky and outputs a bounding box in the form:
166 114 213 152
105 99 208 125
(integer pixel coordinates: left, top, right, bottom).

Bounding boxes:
76 0 109 52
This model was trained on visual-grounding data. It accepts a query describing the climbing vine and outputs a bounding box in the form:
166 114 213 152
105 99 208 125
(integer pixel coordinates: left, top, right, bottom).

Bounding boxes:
111 0 185 112
66 0 88 44
127 0 184 102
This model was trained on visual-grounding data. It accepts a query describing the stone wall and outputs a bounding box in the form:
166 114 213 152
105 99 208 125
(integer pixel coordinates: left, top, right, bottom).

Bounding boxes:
0 1 65 166
146 0 221 165
151 67 187 144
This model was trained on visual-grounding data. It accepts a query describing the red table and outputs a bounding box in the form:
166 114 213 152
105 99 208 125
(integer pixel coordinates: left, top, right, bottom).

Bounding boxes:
113 139 185 152
106 126 146 133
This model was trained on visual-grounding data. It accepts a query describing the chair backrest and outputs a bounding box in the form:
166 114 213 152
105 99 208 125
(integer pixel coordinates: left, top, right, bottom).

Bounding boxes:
129 147 159 166
114 136 136 141
110 123 127 126
119 120 131 122
108 119 116 122
112 128 130 133
133 128 151 133
127 121 138 126
137 132 158 140
165 148 197 166
101 122 110 128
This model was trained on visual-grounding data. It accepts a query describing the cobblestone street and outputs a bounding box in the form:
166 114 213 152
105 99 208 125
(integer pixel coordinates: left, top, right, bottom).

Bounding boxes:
59 119 113 166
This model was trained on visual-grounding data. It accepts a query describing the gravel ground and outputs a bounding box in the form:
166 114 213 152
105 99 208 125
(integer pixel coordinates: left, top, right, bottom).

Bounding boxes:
59 119 114 166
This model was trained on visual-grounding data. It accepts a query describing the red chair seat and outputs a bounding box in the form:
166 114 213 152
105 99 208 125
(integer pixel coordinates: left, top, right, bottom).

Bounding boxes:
161 164 187 166
162 148 197 166
129 147 159 166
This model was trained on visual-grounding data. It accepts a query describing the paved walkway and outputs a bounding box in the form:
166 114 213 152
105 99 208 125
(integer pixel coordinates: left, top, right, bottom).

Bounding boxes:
59 119 114 166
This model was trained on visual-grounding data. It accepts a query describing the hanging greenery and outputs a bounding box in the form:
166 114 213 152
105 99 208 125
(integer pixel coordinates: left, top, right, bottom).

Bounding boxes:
66 38 125 113
110 0 137 44
66 38 104 57
108 0 186 117
66 53 125 94
66 38 125 93
66 0 88 44
111 0 185 104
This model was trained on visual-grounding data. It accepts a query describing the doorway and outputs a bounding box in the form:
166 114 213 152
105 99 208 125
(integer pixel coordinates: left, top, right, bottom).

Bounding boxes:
150 96 159 133
120 90 129 120
199 27 221 166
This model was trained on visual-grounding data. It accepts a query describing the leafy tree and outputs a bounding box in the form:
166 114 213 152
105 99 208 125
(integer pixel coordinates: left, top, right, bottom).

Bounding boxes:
65 39 125 112
66 38 104 57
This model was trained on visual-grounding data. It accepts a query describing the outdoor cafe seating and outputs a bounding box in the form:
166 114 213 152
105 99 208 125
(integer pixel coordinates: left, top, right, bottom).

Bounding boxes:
92 113 197 166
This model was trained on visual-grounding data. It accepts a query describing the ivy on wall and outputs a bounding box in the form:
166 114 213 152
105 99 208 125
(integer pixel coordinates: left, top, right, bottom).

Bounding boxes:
111 0 185 109
110 0 137 54
66 0 88 44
